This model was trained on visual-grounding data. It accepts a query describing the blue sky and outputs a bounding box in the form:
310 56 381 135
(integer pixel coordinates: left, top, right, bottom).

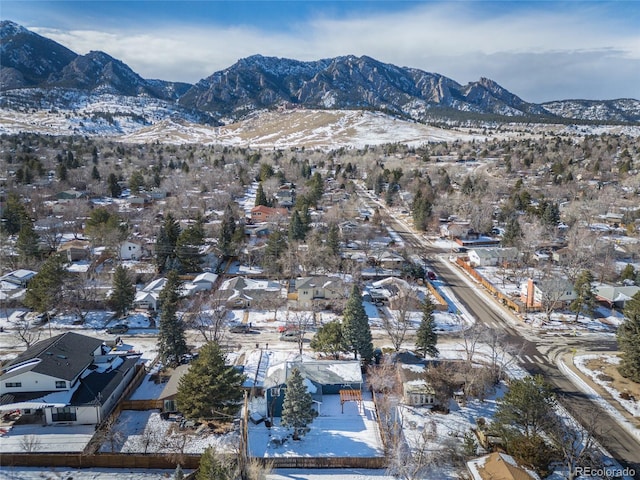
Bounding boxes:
3 1 639 102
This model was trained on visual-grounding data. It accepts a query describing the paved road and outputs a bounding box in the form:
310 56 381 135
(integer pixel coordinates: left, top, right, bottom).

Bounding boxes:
355 184 640 473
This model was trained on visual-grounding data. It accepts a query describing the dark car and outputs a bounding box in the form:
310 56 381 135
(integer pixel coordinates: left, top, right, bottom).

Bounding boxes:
106 324 129 334
229 324 251 334
427 271 437 281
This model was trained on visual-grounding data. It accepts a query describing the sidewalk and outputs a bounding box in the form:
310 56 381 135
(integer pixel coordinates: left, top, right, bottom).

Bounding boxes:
558 351 640 442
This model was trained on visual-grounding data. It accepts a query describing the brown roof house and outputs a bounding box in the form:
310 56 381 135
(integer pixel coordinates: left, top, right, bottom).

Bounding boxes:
467 452 541 480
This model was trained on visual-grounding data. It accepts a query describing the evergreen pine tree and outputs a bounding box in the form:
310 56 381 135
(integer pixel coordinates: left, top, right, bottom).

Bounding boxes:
502 216 523 247
617 291 640 382
569 270 596 322
91 165 101 180
196 446 237 480
177 342 245 420
411 188 432 231
342 284 374 363
155 213 181 273
16 214 40 263
281 368 318 439
107 265 135 318
310 320 347 359
326 223 340 256
157 270 187 366
218 204 237 258
107 173 122 198
495 375 556 439
263 229 287 275
24 253 67 318
176 218 205 273
415 297 439 358
289 210 306 241
255 182 268 206
1 193 28 235
620 264 636 282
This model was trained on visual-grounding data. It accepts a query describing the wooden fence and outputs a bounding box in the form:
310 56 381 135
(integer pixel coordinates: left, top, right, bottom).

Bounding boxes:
424 280 449 310
255 456 386 469
455 258 525 313
119 399 163 410
0 452 200 469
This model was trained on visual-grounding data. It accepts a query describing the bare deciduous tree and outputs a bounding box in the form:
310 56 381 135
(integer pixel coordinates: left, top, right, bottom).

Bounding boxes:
381 287 419 352
12 317 42 348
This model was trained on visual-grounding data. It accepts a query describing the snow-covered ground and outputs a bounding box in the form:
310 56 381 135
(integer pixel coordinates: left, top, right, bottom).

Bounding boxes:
0 423 96 453
100 410 239 455
575 354 640 418
0 467 193 479
248 392 383 458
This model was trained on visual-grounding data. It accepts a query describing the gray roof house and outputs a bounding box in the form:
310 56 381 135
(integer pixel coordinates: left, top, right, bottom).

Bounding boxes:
0 332 141 426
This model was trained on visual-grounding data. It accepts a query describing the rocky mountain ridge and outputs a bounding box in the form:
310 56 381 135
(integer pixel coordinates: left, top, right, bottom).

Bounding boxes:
1 20 639 129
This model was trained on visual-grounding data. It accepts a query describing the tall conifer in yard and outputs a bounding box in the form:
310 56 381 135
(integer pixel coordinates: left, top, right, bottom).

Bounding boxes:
342 284 374 363
570 269 596 322
157 270 187 366
24 253 67 318
107 265 135 318
176 342 245 420
280 368 318 440
617 291 640 382
415 297 439 358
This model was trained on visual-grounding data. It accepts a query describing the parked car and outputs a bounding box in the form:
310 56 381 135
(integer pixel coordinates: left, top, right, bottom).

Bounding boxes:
106 324 129 334
280 331 301 342
229 324 251 334
427 271 437 281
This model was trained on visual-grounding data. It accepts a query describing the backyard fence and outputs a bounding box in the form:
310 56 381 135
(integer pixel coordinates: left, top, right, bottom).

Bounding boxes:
424 280 449 310
455 258 526 313
0 452 200 469
255 456 386 469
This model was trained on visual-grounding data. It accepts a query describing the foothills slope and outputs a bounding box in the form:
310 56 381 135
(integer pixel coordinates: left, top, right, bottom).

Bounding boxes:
1 19 640 141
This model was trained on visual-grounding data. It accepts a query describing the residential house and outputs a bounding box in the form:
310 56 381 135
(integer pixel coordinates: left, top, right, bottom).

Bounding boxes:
57 239 91 262
263 359 363 417
551 246 573 264
397 361 435 406
275 184 296 208
133 277 167 310
521 277 576 309
0 269 36 288
369 277 412 307
158 364 190 413
467 452 541 480
369 249 406 270
119 241 144 261
0 332 141 425
295 276 349 308
182 272 219 297
56 190 86 201
250 206 288 223
214 276 282 309
594 283 640 310
468 247 518 267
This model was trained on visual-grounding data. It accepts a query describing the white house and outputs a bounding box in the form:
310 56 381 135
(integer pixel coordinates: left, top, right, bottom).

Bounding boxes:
183 272 219 296
119 241 143 261
0 332 141 426
468 247 518 267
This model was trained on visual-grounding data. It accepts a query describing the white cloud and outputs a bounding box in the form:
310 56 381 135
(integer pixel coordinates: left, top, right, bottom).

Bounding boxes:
31 3 640 102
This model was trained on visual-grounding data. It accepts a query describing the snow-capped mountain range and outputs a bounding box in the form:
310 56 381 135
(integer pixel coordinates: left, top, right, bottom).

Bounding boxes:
1 19 639 139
